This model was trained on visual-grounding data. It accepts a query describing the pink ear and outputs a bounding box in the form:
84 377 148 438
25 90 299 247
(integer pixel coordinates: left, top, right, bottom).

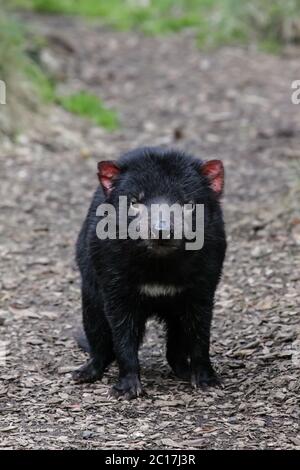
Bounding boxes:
201 160 224 196
97 161 120 194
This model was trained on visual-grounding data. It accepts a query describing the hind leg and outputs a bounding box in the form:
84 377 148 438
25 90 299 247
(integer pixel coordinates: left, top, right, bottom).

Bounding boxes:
73 288 114 383
166 316 190 381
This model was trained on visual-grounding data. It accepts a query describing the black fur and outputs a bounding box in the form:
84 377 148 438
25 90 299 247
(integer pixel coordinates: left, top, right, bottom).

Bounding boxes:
74 327 90 353
73 147 226 399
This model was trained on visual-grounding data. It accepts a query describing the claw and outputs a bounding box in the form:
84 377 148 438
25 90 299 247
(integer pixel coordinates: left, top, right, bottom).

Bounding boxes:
191 365 221 389
109 375 144 400
72 359 103 384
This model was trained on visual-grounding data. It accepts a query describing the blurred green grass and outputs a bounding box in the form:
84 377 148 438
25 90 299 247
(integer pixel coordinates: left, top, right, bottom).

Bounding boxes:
13 0 300 49
58 91 119 131
0 2 120 133
0 7 34 135
2 0 300 135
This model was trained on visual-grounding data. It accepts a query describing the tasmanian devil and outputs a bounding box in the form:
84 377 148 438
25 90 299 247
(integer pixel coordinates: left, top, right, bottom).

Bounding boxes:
74 147 226 399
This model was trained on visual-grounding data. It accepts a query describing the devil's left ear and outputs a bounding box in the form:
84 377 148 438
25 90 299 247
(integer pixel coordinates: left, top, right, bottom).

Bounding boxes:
97 160 120 195
201 160 224 197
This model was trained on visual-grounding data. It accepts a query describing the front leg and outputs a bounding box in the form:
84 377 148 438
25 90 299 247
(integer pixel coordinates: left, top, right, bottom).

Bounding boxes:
73 287 114 384
186 294 220 388
105 293 146 400
166 316 191 381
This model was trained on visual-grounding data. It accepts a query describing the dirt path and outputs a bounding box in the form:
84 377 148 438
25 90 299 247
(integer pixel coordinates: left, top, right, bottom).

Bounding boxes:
0 15 299 449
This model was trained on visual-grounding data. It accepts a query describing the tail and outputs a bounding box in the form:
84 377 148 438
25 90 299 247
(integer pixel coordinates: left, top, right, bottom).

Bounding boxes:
74 326 90 353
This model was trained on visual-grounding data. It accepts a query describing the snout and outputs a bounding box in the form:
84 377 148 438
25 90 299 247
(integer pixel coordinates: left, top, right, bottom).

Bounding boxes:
135 200 184 255
146 219 181 255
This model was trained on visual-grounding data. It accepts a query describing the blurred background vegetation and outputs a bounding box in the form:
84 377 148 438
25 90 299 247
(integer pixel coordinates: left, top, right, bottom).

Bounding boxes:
1 0 300 135
13 0 300 48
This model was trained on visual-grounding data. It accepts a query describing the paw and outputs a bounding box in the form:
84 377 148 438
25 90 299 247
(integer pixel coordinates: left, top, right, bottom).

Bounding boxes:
72 359 103 384
169 361 191 381
109 374 144 400
191 364 221 389
167 352 191 381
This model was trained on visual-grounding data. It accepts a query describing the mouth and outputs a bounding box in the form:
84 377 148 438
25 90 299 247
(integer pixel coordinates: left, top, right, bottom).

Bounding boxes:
146 239 180 255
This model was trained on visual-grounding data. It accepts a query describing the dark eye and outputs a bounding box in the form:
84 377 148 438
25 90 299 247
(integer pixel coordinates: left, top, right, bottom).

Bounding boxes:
129 198 144 215
130 197 139 208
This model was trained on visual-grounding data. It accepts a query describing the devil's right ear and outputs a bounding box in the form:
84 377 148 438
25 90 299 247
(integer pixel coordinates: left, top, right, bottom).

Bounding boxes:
97 161 120 195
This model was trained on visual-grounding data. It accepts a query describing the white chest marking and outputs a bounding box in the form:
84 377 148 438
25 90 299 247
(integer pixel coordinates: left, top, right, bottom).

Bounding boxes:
140 284 184 297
